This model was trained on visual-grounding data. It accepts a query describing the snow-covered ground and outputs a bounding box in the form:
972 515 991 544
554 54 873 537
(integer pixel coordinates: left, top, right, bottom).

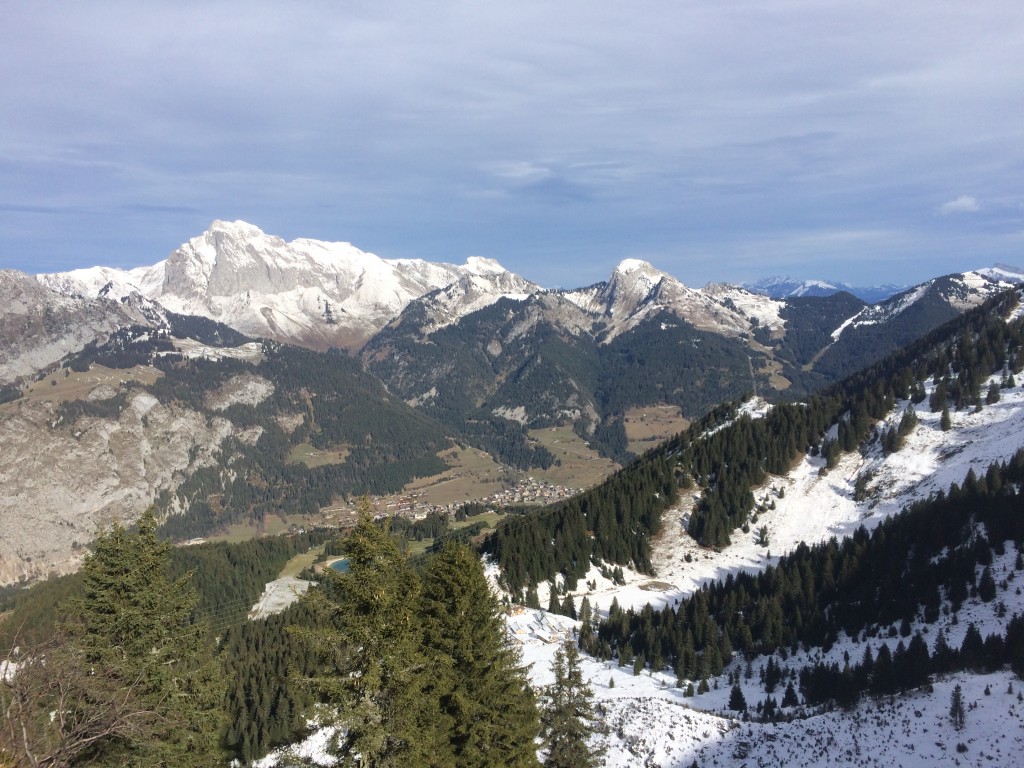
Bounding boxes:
512 540 1024 767
248 576 313 620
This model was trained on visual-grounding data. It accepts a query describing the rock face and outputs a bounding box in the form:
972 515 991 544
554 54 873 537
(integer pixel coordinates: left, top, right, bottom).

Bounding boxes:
39 220 534 351
0 270 156 387
561 259 785 343
0 389 236 585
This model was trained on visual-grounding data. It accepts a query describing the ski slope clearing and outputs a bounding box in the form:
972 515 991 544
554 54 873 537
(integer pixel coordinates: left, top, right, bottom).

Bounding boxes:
512 540 1024 767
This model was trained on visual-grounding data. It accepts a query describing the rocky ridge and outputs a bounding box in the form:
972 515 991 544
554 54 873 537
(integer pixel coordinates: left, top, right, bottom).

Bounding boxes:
0 270 160 387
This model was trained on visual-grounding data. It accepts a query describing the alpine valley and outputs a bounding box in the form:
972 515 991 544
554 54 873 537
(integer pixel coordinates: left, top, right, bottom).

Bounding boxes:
3 220 1024 767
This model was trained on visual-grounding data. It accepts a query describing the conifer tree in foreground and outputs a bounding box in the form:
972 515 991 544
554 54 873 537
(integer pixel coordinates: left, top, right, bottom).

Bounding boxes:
0 509 226 768
540 636 603 768
420 541 540 767
72 509 224 767
294 508 447 767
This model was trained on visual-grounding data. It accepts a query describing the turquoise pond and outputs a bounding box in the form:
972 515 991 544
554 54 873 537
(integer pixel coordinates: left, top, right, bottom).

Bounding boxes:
329 559 349 573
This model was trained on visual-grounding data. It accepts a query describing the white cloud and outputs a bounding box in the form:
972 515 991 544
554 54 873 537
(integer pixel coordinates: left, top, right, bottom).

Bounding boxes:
484 161 552 183
939 195 981 214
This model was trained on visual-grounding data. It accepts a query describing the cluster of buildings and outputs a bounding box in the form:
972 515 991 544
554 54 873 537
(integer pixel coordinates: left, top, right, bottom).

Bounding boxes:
321 476 581 524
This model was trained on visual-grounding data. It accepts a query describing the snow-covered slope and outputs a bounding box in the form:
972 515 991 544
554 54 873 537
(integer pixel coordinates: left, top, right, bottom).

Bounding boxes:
977 263 1024 284
386 262 540 338
830 271 1014 343
502 371 1024 766
38 221 531 350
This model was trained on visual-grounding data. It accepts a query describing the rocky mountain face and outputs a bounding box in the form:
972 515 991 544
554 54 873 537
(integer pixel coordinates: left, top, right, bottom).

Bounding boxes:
0 321 458 586
364 263 1018 458
561 259 787 343
0 270 161 387
38 220 534 351
0 385 244 584
363 260 793 456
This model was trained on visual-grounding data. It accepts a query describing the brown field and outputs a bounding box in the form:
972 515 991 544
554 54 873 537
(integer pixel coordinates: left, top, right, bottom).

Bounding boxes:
287 442 350 468
397 445 512 506
623 404 689 455
19 364 162 403
208 512 333 544
527 425 619 489
277 543 327 578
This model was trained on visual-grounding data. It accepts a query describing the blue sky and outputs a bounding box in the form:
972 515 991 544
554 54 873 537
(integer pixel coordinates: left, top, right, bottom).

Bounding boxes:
1 1 1022 288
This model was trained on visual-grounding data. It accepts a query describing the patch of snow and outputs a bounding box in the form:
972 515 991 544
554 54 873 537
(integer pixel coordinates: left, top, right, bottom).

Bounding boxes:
249 577 313 620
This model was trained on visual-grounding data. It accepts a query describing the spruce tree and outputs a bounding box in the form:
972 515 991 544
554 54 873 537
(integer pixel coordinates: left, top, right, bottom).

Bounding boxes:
941 405 952 431
728 683 747 713
419 541 540 767
781 681 799 708
541 637 603 768
950 683 966 730
295 509 444 767
70 509 225 767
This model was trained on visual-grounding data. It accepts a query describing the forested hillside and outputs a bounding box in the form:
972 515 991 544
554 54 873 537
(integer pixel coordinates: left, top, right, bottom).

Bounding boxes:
46 325 453 541
594 455 1024 704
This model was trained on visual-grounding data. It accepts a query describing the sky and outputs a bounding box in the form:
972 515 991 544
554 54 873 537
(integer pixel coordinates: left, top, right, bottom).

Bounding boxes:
1 1 1023 289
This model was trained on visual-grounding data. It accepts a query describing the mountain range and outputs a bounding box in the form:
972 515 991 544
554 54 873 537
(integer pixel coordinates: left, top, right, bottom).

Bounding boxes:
4 221 1024 766
1 219 1021 584
23 222 1021 436
743 275 909 303
36 219 536 352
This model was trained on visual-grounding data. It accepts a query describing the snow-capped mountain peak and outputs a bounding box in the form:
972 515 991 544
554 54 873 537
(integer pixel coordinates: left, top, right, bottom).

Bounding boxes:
39 221 535 350
602 260 671 316
463 256 508 276
976 263 1024 283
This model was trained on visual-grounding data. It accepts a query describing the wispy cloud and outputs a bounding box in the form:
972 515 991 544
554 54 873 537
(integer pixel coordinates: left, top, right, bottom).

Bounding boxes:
1 2 1022 284
939 196 981 214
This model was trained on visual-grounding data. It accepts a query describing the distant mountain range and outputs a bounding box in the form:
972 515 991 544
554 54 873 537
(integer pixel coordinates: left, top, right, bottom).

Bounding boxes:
745 264 1024 303
10 220 1021 461
743 276 909 303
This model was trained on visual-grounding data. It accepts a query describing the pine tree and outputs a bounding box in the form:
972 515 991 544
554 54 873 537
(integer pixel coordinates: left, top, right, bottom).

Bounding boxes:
781 681 800 708
70 508 225 767
541 637 604 768
950 683 966 730
941 405 952 431
728 682 747 713
419 541 540 767
294 509 444 767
